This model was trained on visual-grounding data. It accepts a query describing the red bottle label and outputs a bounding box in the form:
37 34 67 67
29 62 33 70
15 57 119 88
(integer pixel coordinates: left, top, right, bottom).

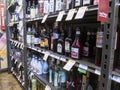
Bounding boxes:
71 47 79 59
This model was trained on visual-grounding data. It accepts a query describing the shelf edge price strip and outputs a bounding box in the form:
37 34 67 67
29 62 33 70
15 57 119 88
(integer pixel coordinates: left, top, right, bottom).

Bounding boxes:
65 9 76 21
41 14 48 23
43 51 50 61
56 11 65 21
63 59 76 71
79 64 88 70
75 6 88 19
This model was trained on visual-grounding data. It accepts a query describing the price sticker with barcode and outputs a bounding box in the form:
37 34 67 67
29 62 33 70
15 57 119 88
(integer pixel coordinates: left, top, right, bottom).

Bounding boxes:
79 64 88 70
43 51 50 61
75 6 88 19
63 59 76 71
56 11 65 21
41 14 48 23
95 69 101 75
65 9 76 21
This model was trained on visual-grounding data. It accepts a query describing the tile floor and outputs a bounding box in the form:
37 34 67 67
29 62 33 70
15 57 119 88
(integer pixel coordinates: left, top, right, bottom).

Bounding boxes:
0 72 23 90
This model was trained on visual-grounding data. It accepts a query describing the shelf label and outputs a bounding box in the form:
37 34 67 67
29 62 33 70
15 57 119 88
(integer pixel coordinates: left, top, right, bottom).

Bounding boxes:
17 42 20 48
63 59 76 71
14 59 17 64
50 54 60 60
11 67 14 71
78 68 87 74
18 62 22 68
43 51 50 61
41 14 48 23
60 57 66 62
56 11 65 21
95 69 101 75
65 9 76 21
112 75 120 83
75 6 88 19
15 41 17 46
79 64 88 70
45 85 51 90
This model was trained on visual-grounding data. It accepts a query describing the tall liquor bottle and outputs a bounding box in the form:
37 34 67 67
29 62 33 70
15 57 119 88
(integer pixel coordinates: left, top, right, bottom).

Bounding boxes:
71 27 83 60
65 27 73 57
95 25 104 66
51 22 60 52
57 24 65 55
26 1 31 19
30 0 36 19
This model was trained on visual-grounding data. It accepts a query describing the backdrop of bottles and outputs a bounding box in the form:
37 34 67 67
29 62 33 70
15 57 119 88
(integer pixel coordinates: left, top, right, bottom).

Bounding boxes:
26 0 99 19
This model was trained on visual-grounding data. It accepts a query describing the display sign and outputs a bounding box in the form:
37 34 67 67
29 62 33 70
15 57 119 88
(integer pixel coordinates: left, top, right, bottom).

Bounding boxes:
98 0 109 22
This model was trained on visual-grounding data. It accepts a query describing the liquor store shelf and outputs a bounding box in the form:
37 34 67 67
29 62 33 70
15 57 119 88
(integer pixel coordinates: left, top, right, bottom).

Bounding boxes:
26 5 98 23
29 69 66 90
27 46 120 84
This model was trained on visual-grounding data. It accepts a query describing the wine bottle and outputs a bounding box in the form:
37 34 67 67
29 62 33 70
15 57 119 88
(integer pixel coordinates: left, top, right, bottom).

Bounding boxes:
26 1 31 19
95 25 104 66
30 0 36 19
71 27 83 60
65 27 73 57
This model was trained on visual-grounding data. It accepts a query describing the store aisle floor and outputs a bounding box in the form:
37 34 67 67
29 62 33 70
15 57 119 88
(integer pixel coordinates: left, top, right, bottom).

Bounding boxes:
0 72 23 90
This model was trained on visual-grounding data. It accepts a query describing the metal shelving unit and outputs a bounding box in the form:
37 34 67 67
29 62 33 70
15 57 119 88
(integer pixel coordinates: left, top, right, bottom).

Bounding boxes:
6 0 120 90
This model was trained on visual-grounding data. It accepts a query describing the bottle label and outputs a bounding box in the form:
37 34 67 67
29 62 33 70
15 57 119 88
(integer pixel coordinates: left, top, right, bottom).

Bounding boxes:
27 35 31 44
83 0 91 5
34 38 39 44
83 46 89 56
55 0 62 11
61 71 66 83
96 31 103 48
30 8 36 18
40 39 45 47
44 38 48 47
49 0 54 12
39 1 44 16
57 43 62 53
65 41 70 52
66 0 71 10
44 0 49 14
53 33 59 39
75 0 81 7
31 35 34 44
71 47 79 59
54 72 58 87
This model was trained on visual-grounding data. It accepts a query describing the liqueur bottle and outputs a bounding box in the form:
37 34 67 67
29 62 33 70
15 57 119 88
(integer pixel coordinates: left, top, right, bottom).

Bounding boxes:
71 27 83 60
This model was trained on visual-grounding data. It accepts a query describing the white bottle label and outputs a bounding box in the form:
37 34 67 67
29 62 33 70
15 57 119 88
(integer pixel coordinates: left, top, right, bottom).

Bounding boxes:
83 46 89 56
71 47 79 59
65 41 70 52
49 0 54 12
83 0 91 5
53 33 59 39
96 31 103 48
55 0 62 11
34 38 39 44
27 35 31 44
75 0 81 7
57 43 62 53
30 8 36 18
66 0 71 10
44 0 49 14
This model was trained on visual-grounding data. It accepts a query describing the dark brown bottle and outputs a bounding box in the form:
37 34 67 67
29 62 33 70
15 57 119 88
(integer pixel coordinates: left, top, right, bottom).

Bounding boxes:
65 27 73 57
95 25 104 66
51 22 60 52
71 27 83 60
57 25 65 55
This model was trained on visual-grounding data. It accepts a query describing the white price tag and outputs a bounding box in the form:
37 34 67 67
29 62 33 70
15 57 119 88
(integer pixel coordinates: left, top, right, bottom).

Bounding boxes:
11 67 14 71
95 69 101 75
60 57 66 62
65 9 76 21
79 64 88 70
15 41 17 46
56 11 65 21
75 6 88 19
41 14 48 23
45 85 51 90
11 56 14 60
17 42 20 48
112 75 120 83
14 59 17 64
18 62 22 68
20 43 22 49
63 59 76 71
22 44 24 49
43 52 50 61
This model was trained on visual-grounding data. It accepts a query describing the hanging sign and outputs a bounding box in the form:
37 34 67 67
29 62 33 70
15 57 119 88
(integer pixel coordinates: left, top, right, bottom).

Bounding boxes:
97 0 109 22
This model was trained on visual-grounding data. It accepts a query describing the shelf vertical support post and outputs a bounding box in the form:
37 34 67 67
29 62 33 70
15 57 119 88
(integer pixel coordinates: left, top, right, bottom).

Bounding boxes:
99 0 119 90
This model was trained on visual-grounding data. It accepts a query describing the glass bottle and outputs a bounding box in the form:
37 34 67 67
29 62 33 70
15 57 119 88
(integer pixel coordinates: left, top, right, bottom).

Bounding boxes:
95 25 104 66
57 25 65 55
30 0 36 19
71 27 83 60
65 27 73 57
26 1 31 19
